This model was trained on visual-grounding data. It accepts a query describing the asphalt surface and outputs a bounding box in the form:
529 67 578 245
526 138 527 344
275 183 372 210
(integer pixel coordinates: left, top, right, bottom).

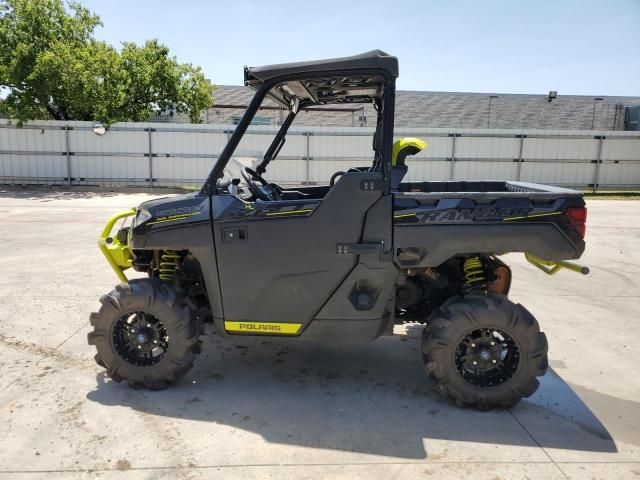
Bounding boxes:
0 189 638 479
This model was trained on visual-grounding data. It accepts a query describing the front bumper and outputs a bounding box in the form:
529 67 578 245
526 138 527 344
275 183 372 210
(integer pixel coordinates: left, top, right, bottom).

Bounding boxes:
98 209 136 283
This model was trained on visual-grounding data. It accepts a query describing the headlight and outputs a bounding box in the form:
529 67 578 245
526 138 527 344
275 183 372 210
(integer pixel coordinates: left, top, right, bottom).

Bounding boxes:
133 208 152 226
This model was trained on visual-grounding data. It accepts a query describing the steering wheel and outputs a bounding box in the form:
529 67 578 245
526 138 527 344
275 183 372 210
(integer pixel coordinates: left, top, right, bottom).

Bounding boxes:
241 166 281 201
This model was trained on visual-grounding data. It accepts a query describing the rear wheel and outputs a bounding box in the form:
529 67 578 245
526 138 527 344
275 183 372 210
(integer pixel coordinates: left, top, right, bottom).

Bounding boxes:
422 294 547 410
88 278 202 389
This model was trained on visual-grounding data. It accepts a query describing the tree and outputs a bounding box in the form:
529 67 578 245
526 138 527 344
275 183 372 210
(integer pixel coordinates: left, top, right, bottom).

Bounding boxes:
0 0 214 124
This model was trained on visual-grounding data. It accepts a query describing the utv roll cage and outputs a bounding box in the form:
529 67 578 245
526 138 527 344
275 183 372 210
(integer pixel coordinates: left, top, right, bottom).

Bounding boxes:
202 50 399 194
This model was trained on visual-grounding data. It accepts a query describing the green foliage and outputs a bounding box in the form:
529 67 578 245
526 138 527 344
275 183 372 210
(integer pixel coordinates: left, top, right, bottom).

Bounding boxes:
0 0 214 124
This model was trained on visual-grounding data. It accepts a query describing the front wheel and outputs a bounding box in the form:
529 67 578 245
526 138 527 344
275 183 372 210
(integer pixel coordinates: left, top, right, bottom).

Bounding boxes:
422 294 548 410
87 279 202 389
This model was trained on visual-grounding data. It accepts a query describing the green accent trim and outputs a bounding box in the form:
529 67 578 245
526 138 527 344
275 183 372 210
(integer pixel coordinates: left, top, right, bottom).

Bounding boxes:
503 211 562 221
265 209 313 216
392 137 428 166
525 253 589 276
147 212 201 225
224 321 302 335
98 210 136 283
394 212 417 219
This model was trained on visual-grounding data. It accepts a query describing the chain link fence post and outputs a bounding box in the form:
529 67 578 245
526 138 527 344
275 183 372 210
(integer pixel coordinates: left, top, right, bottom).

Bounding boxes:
64 125 72 185
449 133 458 180
516 134 525 181
305 131 311 185
592 135 604 193
147 127 154 188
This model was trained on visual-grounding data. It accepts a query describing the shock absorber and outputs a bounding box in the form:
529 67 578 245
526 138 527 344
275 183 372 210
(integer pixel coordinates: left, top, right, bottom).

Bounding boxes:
463 257 486 289
158 250 181 281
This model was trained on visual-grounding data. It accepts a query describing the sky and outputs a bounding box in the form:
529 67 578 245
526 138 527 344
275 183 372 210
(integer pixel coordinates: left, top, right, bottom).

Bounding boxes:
81 0 640 96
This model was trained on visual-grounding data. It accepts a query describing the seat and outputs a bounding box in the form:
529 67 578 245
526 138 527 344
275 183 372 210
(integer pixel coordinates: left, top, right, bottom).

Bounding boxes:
391 137 428 189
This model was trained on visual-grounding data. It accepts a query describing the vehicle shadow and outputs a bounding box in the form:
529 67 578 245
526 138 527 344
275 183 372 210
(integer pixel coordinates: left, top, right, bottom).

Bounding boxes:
86 325 619 460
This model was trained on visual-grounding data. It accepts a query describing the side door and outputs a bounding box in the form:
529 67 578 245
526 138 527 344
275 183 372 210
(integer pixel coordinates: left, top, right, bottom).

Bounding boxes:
211 171 392 334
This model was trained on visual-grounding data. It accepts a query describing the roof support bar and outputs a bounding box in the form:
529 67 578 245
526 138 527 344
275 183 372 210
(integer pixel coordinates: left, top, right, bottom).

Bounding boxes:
257 110 297 174
202 81 275 192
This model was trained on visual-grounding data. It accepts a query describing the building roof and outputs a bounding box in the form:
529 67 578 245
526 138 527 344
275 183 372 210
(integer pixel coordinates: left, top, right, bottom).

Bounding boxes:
209 85 640 130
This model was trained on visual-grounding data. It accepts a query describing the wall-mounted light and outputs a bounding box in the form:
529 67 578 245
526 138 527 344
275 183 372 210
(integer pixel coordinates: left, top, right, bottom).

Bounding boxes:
93 123 106 136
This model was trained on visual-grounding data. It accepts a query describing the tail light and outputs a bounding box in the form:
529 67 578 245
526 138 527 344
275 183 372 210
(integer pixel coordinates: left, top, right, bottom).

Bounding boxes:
566 207 587 239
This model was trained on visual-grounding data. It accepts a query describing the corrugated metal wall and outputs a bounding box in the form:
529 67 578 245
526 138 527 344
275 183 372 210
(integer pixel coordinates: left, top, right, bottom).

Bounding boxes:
1 120 639 189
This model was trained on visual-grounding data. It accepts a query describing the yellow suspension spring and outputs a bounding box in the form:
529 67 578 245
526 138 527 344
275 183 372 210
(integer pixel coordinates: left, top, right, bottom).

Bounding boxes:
158 250 181 281
463 257 486 288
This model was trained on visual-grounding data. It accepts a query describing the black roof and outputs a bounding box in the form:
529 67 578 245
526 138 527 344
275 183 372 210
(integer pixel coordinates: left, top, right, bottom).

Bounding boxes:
244 50 399 85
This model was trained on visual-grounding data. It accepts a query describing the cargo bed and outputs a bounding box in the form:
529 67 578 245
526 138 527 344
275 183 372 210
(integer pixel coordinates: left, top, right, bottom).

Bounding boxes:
393 180 586 267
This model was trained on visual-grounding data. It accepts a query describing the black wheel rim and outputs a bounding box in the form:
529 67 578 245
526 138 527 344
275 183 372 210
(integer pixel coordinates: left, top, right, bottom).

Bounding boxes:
454 327 520 387
113 312 168 367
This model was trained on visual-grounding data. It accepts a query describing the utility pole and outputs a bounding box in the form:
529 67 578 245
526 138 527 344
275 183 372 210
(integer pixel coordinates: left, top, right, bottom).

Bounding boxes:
487 95 498 128
591 97 603 130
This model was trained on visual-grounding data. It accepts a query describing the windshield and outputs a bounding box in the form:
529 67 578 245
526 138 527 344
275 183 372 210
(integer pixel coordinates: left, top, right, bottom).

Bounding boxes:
217 89 379 189
206 72 392 195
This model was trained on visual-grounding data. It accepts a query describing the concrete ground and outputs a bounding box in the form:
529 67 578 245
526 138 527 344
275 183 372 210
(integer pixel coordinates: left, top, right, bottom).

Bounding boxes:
0 189 638 480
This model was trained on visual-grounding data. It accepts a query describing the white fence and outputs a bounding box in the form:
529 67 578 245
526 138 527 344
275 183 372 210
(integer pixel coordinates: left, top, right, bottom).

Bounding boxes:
1 120 639 189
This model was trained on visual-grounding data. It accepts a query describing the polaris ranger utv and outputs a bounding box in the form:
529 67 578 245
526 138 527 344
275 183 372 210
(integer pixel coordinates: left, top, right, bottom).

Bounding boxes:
89 50 589 410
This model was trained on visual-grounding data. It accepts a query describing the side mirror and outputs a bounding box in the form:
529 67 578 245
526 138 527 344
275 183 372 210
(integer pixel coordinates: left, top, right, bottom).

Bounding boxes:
93 123 106 136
